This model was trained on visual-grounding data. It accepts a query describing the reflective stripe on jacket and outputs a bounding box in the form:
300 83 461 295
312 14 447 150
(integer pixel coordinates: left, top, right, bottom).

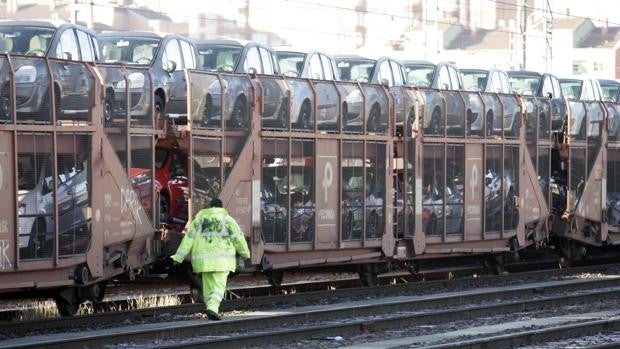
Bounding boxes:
172 207 250 272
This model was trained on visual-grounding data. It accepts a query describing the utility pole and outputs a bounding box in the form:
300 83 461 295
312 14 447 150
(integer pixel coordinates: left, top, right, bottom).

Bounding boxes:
519 0 527 70
544 0 553 71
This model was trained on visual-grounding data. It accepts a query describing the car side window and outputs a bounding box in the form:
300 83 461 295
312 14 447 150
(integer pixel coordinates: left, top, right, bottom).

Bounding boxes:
448 67 460 89
378 61 393 86
76 30 94 62
490 72 502 92
243 47 261 73
259 48 274 75
180 40 196 69
320 54 335 80
390 61 404 86
162 39 183 71
500 73 510 93
90 36 100 61
308 53 324 79
542 76 554 97
582 81 594 100
437 66 451 89
551 77 562 98
55 29 80 60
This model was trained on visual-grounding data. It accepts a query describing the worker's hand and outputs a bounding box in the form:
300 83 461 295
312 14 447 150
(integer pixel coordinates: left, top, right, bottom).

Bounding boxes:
170 255 182 266
235 255 246 273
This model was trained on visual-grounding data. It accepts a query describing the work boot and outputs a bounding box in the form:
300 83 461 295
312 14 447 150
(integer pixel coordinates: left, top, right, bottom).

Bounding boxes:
206 310 221 321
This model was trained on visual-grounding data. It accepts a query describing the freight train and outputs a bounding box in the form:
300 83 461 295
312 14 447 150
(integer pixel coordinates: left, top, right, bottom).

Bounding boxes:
0 29 617 316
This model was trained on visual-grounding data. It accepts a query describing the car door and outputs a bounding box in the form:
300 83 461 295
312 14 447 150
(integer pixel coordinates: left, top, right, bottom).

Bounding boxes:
161 38 186 116
319 54 338 122
257 46 281 117
52 28 83 116
389 60 406 125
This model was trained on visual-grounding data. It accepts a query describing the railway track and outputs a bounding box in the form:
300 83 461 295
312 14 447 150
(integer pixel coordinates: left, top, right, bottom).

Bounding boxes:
1 262 620 348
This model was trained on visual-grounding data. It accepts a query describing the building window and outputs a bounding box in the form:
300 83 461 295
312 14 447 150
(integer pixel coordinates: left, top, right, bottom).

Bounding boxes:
593 62 605 72
572 60 587 75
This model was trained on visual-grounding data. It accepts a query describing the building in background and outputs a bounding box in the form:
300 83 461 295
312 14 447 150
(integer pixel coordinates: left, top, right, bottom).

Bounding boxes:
0 0 619 78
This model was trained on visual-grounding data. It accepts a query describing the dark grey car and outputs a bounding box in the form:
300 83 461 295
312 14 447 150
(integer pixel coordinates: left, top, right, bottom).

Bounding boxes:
195 39 284 128
0 20 100 121
99 31 198 124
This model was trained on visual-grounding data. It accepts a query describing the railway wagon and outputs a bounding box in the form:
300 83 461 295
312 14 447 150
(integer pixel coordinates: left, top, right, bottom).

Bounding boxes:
176 69 550 284
0 56 162 315
547 98 620 265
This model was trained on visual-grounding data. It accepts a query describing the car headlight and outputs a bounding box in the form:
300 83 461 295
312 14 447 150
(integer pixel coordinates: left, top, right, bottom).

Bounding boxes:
15 65 37 83
18 203 25 215
117 72 145 89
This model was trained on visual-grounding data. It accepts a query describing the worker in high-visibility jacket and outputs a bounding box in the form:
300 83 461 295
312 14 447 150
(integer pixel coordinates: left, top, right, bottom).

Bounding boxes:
171 197 250 320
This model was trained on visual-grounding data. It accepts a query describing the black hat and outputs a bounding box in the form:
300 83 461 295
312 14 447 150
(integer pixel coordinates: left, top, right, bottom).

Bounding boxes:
209 198 223 208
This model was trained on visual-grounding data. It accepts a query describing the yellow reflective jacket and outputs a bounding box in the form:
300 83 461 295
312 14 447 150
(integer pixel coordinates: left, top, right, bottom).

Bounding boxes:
171 207 250 272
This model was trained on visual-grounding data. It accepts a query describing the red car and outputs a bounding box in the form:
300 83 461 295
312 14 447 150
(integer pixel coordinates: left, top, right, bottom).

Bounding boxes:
154 141 189 228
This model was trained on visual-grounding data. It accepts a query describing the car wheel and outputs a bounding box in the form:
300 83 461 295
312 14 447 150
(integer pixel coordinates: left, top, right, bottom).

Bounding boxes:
277 98 289 129
426 213 437 235
367 104 381 132
159 194 169 225
202 95 212 127
27 219 47 258
0 88 10 120
296 100 311 129
486 110 494 137
343 213 354 240
154 94 164 121
368 211 380 238
429 108 441 134
231 96 247 128
103 97 112 127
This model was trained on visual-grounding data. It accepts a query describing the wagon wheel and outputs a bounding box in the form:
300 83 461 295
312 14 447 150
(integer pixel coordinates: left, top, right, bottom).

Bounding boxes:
265 269 284 288
358 264 378 287
55 293 80 317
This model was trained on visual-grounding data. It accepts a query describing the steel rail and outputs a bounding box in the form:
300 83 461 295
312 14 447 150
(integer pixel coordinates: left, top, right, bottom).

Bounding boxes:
2 276 620 348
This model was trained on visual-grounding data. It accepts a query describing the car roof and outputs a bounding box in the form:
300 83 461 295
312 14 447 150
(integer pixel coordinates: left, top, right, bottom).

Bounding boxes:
401 59 434 66
507 70 542 77
334 54 374 61
194 38 250 48
0 19 64 29
99 31 181 40
598 79 620 85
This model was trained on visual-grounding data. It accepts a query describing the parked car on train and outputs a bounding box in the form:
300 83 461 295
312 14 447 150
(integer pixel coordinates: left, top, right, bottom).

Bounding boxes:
195 39 286 128
598 79 620 140
559 77 605 138
608 192 620 226
421 174 464 235
99 31 198 124
18 153 89 258
508 70 566 131
0 20 100 121
403 60 469 135
459 67 519 135
335 55 405 131
154 143 188 227
341 171 384 239
276 47 340 129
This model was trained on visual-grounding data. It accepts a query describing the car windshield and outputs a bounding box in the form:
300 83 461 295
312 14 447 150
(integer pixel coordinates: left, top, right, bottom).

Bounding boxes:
509 75 539 95
0 25 54 56
404 65 435 87
337 59 375 83
560 80 582 100
100 37 160 65
278 52 305 77
460 70 487 91
601 84 620 102
197 44 242 72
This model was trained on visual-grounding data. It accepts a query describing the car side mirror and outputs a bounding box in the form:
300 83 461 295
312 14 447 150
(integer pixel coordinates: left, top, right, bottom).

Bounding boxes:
547 92 553 99
63 51 72 60
247 67 258 76
381 78 390 87
442 83 449 90
164 60 177 73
